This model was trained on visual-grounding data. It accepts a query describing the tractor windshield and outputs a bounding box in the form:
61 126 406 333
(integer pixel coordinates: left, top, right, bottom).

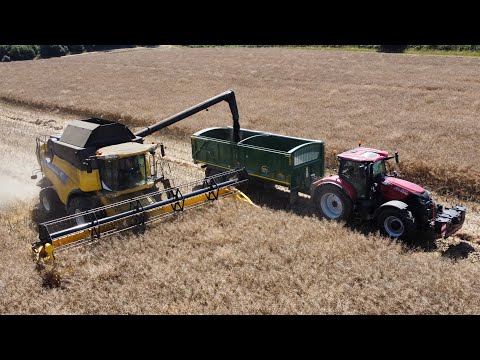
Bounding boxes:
340 160 368 199
99 155 147 191
372 160 386 178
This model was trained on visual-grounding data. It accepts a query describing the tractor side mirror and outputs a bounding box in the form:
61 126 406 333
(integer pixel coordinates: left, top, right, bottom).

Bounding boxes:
395 151 399 164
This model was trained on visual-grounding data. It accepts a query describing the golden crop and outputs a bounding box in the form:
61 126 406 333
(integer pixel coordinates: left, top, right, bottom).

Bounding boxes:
0 47 479 314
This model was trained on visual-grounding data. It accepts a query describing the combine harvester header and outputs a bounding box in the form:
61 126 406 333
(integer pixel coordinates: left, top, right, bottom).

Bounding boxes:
33 169 250 261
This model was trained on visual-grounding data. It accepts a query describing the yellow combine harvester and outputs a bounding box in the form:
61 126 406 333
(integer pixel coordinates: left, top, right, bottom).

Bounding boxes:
31 90 251 260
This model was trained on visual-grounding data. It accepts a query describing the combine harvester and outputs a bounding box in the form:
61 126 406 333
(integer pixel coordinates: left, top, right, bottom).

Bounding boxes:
32 89 467 260
31 91 252 260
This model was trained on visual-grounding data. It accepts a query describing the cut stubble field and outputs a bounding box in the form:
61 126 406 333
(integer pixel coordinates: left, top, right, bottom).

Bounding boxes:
0 47 480 314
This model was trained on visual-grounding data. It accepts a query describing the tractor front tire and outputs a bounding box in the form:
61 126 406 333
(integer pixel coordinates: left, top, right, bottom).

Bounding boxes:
377 207 416 242
314 184 353 222
39 188 62 214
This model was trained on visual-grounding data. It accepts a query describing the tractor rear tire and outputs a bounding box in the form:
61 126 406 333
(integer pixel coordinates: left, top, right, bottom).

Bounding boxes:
377 207 416 242
314 184 353 222
39 188 62 214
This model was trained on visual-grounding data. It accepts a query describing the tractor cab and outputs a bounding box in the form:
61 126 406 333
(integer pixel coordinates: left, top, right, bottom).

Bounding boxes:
337 147 394 201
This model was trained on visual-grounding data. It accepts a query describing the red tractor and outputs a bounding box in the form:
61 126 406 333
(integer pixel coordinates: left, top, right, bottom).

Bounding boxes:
311 147 466 241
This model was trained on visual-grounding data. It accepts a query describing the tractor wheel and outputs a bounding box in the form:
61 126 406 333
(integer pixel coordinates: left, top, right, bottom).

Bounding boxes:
377 207 416 241
39 188 62 214
314 184 353 221
67 197 97 226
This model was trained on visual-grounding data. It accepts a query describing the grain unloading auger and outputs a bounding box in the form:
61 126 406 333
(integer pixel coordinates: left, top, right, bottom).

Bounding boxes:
31 90 253 260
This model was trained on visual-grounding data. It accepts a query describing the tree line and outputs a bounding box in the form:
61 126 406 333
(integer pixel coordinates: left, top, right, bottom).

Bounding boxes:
2 45 480 62
0 45 137 62
185 45 480 53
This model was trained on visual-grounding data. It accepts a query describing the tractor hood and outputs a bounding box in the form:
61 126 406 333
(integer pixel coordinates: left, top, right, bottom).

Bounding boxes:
382 177 425 195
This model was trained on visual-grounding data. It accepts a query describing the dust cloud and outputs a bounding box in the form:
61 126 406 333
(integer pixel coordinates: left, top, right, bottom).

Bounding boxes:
0 174 38 210
0 102 72 211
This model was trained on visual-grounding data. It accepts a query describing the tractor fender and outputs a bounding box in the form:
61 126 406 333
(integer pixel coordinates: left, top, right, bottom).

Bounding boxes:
373 200 409 220
311 176 357 202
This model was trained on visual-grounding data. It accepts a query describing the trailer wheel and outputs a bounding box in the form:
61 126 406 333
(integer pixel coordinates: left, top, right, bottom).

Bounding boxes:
377 207 416 241
204 166 248 190
205 167 224 178
39 188 62 214
314 184 352 221
205 166 235 184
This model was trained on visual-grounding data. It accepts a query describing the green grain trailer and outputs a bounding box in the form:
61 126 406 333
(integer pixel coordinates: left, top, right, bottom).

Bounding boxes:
191 127 325 199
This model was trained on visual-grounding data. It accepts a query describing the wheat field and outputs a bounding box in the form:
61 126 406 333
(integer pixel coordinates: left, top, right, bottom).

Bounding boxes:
0 46 479 199
0 47 479 314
